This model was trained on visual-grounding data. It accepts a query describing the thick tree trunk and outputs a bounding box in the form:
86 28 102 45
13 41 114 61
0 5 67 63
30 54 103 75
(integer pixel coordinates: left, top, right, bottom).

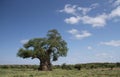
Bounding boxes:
38 49 52 71
38 59 52 71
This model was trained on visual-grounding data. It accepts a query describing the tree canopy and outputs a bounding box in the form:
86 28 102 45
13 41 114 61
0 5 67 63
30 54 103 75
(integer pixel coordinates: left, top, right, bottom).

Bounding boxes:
17 29 68 71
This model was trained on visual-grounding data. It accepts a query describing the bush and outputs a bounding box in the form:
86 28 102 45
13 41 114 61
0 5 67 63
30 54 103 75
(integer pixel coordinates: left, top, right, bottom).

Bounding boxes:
61 63 74 70
74 64 81 70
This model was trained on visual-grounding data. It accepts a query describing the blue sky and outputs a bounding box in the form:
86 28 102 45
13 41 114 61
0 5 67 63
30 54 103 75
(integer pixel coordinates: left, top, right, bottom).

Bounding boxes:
0 0 120 65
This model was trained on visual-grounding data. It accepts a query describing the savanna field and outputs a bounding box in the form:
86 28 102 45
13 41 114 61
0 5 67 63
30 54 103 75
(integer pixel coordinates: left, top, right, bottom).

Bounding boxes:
1 0 120 77
0 63 120 77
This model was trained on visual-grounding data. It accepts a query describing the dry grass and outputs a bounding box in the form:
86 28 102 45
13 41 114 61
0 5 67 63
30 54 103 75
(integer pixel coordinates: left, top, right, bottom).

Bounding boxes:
0 68 120 77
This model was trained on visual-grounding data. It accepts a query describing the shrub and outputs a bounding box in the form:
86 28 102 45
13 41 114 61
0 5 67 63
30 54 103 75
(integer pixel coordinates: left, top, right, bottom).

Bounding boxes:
61 63 74 70
74 64 81 70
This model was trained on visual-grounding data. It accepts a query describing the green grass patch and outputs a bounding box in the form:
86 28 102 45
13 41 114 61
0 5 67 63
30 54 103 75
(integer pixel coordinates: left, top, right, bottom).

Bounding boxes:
0 68 120 77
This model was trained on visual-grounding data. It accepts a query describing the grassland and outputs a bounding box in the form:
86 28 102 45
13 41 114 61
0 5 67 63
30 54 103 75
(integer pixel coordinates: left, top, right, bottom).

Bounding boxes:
0 67 120 77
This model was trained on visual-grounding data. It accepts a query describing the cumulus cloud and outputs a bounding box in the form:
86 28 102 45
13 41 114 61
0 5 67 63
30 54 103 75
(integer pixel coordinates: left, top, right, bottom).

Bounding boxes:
60 1 120 27
109 6 120 18
100 40 120 47
68 28 79 34
64 16 80 24
59 4 77 15
60 3 99 15
82 14 107 27
65 13 107 27
20 39 29 44
60 3 107 27
75 31 92 39
77 3 99 15
68 29 92 39
77 7 92 15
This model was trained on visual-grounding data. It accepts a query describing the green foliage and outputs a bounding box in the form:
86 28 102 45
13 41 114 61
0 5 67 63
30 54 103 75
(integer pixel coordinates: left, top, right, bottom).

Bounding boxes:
0 65 38 70
53 63 120 70
74 64 81 70
116 62 120 67
61 63 74 70
0 63 119 70
47 29 68 61
17 48 33 58
17 29 68 70
17 29 68 61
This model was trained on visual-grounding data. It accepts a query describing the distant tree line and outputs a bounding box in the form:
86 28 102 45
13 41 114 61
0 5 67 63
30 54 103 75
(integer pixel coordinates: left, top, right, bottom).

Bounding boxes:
0 65 38 70
0 63 120 70
56 62 120 70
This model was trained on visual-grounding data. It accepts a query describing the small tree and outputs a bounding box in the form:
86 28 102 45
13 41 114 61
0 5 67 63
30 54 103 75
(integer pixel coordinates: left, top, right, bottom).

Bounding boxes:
17 29 68 71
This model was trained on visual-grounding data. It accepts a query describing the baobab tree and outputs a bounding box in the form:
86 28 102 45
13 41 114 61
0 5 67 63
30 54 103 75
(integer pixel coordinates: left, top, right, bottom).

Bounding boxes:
17 29 68 71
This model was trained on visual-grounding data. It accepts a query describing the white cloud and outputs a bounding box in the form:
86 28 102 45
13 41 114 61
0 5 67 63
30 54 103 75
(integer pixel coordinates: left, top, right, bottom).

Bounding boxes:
20 39 29 44
68 28 79 34
109 6 120 18
59 4 77 15
100 40 120 47
60 3 99 16
87 46 93 50
77 7 92 15
60 2 120 28
68 29 92 39
65 14 107 27
82 14 107 27
64 16 80 24
77 3 99 15
75 31 92 39
60 3 108 27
